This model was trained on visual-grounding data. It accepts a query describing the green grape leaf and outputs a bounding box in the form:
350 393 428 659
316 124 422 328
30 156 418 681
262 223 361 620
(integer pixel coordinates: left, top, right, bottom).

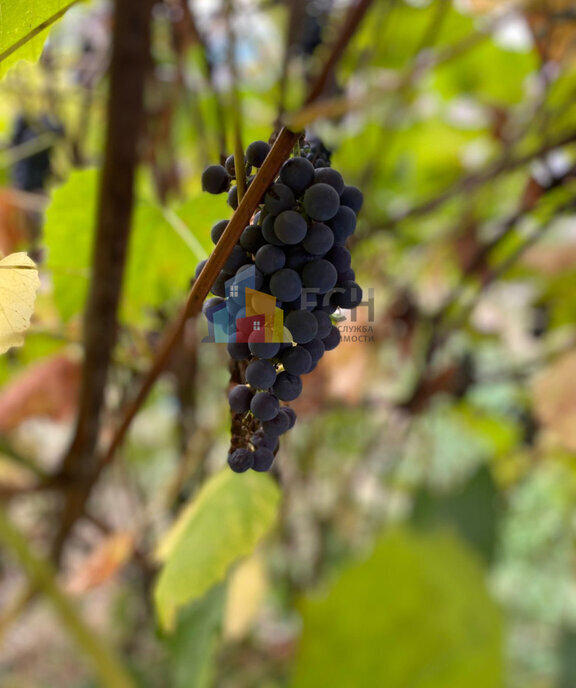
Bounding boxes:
292 528 503 688
154 469 280 631
0 0 78 77
44 168 225 324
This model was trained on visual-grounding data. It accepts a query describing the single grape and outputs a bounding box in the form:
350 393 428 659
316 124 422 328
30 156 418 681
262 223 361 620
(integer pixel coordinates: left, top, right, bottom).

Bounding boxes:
302 183 340 221
227 341 251 360
236 264 264 291
225 154 237 177
255 244 286 274
340 185 363 213
262 214 285 247
274 210 307 245
302 337 325 362
328 206 357 244
282 406 297 429
227 185 238 210
248 333 281 359
240 224 266 254
325 245 352 272
332 281 363 309
251 391 280 421
228 448 254 472
281 345 312 375
279 156 315 194
312 309 332 339
315 293 338 314
285 309 319 344
269 268 302 302
262 409 291 436
273 372 302 401
302 221 334 255
211 219 228 244
194 259 206 279
202 164 230 194
202 296 225 322
252 447 275 471
224 245 249 273
229 385 253 413
246 359 277 389
302 259 338 293
323 325 341 351
338 267 356 282
264 183 295 214
313 167 345 195
212 270 232 297
246 140 271 167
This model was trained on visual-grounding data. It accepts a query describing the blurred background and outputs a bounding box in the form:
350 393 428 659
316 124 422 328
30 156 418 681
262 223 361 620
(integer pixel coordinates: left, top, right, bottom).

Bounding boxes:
1 0 576 686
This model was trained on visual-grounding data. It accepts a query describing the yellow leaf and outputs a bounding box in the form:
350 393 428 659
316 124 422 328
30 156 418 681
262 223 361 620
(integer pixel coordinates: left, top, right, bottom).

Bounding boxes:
0 252 40 354
223 554 268 641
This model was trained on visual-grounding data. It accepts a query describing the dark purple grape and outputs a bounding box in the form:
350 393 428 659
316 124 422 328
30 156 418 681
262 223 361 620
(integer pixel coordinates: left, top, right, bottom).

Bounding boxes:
279 157 315 194
250 391 280 421
228 448 254 472
264 183 295 215
328 206 357 244
227 341 251 360
246 359 277 389
236 264 264 290
240 224 266 253
211 219 229 244
202 296 225 322
248 334 281 359
262 409 291 436
323 325 341 351
229 385 253 413
251 430 278 452
225 154 237 177
255 244 286 274
252 447 275 471
312 310 332 339
281 345 313 375
340 185 363 213
261 214 285 247
285 309 318 344
302 259 338 293
227 185 238 209
273 372 302 401
302 221 334 255
302 183 340 221
313 167 344 195
202 164 230 194
283 293 316 311
338 267 356 282
315 294 338 314
325 246 352 272
269 268 302 302
212 270 232 297
274 210 307 245
332 281 363 309
282 406 297 429
302 338 325 362
194 259 207 279
224 245 249 273
246 140 271 167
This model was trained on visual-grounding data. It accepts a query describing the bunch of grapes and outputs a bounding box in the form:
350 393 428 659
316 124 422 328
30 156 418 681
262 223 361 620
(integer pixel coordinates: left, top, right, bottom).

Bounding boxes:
197 137 363 473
